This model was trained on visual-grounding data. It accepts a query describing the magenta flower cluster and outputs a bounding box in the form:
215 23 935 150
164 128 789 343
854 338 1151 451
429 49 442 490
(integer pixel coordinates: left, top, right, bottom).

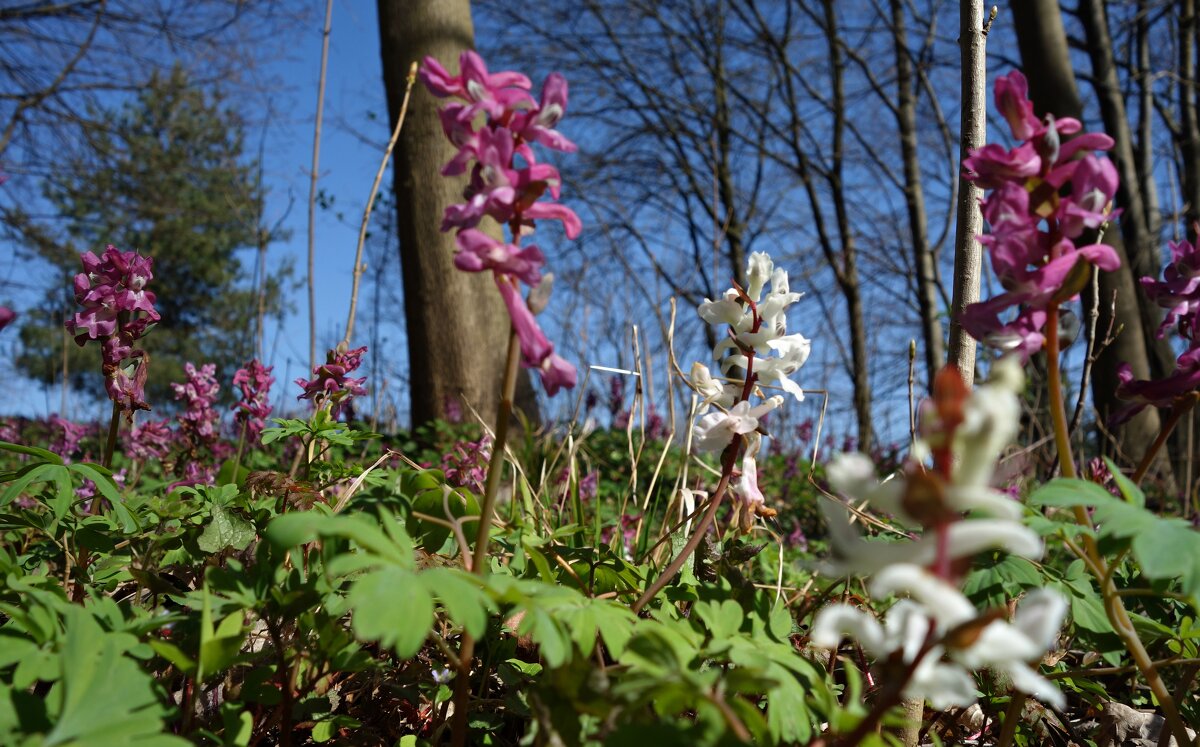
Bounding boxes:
232 358 275 441
0 306 14 333
960 71 1121 359
296 345 367 418
65 246 160 412
420 51 578 396
48 414 90 462
172 362 221 484
440 433 493 494
124 418 174 461
1114 229 1200 422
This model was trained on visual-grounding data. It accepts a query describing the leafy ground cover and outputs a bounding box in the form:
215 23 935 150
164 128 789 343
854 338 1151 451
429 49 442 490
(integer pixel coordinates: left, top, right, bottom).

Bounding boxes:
0 54 1199 747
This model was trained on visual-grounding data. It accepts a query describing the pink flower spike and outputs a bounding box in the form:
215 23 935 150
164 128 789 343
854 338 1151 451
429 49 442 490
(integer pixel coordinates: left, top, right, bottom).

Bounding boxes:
513 73 578 153
454 229 545 286
538 353 577 396
0 306 14 332
994 71 1040 141
963 143 1041 190
496 276 553 366
522 201 583 239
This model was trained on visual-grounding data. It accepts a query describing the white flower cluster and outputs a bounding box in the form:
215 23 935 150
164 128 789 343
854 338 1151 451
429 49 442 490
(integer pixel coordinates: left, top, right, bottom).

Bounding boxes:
688 252 810 527
811 359 1069 710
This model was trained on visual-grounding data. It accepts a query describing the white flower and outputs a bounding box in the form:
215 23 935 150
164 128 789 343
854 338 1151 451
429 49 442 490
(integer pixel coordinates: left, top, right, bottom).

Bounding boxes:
815 567 1068 711
690 361 724 400
698 290 751 332
746 251 773 301
691 397 782 453
734 451 763 509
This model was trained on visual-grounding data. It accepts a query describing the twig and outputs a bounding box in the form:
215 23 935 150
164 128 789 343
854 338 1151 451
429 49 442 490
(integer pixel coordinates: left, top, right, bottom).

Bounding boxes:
306 0 334 371
344 61 418 345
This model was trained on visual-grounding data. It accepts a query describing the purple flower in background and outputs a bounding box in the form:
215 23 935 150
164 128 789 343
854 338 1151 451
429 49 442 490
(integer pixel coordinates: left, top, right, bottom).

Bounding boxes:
1113 338 1200 425
231 358 274 441
1115 224 1200 424
422 51 579 397
49 415 88 461
64 245 158 413
125 418 174 461
1141 229 1200 343
296 345 368 418
579 470 599 501
960 71 1122 360
441 433 493 494
172 363 221 485
0 306 15 332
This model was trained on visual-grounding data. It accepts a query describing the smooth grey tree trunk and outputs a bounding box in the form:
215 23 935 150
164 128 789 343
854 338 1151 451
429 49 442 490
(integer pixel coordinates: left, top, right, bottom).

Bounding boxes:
377 0 537 427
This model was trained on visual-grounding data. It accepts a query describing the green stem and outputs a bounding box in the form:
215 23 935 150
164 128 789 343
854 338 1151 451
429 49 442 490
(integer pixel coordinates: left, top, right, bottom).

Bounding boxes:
101 401 121 471
232 422 248 480
451 329 521 747
1044 305 1076 480
470 328 521 575
631 443 737 614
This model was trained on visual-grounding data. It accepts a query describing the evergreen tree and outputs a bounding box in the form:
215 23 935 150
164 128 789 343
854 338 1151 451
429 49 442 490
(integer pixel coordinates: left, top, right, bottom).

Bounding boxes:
16 67 287 408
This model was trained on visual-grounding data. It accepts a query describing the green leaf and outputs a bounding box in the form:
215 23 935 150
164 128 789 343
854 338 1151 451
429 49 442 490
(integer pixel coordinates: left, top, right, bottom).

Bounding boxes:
198 585 245 681
1132 520 1200 605
419 568 493 639
769 602 794 642
69 462 140 533
1104 457 1145 507
148 640 196 675
44 607 188 746
0 463 62 508
0 441 63 464
348 567 433 658
198 504 257 554
1029 478 1122 508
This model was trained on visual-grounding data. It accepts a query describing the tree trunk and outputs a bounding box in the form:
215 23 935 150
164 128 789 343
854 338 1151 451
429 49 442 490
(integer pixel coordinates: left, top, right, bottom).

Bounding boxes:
377 0 537 427
1180 0 1200 242
1010 0 1167 475
822 0 874 452
890 0 944 390
947 0 986 387
1077 0 1177 381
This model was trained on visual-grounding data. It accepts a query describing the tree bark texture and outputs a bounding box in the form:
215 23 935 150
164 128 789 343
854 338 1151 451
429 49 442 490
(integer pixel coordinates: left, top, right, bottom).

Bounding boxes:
377 0 537 427
890 0 944 391
1010 0 1168 474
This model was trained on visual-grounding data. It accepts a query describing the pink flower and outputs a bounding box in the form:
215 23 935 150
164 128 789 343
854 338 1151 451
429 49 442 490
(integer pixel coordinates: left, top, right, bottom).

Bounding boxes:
538 353 577 397
510 73 577 153
454 229 545 286
959 70 1123 359
1141 231 1200 342
1112 346 1200 425
994 71 1040 141
296 345 368 418
173 362 221 446
232 358 275 440
496 277 553 367
962 142 1041 189
419 51 534 119
1057 155 1120 239
0 306 14 332
125 418 174 461
422 51 580 397
65 245 158 413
